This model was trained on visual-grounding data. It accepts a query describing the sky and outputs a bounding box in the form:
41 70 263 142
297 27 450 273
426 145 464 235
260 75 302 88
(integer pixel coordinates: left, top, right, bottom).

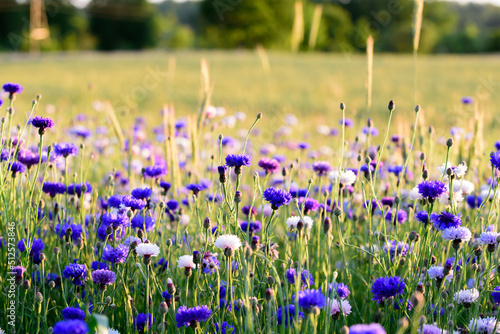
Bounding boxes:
70 0 500 8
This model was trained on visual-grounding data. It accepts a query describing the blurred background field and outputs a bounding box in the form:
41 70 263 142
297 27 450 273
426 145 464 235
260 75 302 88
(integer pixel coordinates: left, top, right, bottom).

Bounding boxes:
0 50 498 140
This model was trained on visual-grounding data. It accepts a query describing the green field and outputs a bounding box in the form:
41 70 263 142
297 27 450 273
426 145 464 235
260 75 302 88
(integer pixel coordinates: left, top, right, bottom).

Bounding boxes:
1 51 498 139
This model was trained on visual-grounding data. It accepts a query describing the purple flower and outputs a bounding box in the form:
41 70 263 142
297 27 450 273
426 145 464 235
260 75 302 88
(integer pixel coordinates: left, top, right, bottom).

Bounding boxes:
371 276 405 302
258 157 280 174
466 195 483 209
91 269 116 286
417 180 447 201
362 126 379 136
62 260 87 286
201 252 220 274
131 214 155 231
187 183 204 195
55 222 83 241
312 161 331 176
101 211 129 229
383 240 410 261
102 244 128 264
42 182 66 197
263 187 292 210
31 116 54 133
53 320 89 334
300 197 320 214
461 96 473 105
415 211 430 225
67 183 92 197
240 220 262 234
297 289 326 310
134 313 155 333
241 205 257 217
339 118 353 127
277 304 304 327
491 286 500 304
123 195 146 211
349 323 386 334
3 82 23 95
62 307 85 320
213 322 235 334
175 305 211 328
225 154 251 168
329 282 350 299
430 211 461 231
159 181 171 194
384 209 407 224
143 164 167 178
131 187 152 200
7 161 26 176
286 268 314 287
479 231 499 245
54 143 79 158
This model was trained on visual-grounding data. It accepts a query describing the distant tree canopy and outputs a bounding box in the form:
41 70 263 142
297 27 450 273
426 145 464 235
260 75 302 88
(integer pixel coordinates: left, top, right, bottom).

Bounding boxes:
0 0 499 53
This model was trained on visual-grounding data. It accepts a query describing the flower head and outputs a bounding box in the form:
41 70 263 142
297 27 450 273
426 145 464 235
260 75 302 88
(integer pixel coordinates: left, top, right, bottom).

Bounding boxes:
312 161 332 176
42 182 66 197
286 215 314 230
417 180 447 201
430 211 461 231
135 243 160 258
102 244 128 264
52 320 89 334
3 83 23 95
62 260 87 286
225 154 251 168
62 307 85 320
31 116 54 134
144 164 167 178
177 255 196 269
214 235 242 253
349 323 386 334
371 276 405 302
329 299 352 317
441 226 471 243
134 313 155 333
468 316 500 334
131 187 152 200
297 289 326 311
258 157 280 174
54 143 79 158
175 305 211 328
479 231 500 245
263 187 292 210
455 288 479 306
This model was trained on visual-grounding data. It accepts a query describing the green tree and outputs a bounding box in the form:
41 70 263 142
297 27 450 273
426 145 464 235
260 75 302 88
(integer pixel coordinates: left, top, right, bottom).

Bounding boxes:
88 0 158 50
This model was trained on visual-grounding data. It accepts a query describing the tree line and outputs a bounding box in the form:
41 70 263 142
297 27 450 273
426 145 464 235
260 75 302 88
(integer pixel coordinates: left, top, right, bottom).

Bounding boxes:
0 0 499 53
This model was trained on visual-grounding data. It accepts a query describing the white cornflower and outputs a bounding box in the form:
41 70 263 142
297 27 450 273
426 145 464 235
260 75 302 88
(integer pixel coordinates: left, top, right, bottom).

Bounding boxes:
214 234 242 251
468 316 500 334
438 190 464 206
441 226 472 242
177 255 196 269
339 170 357 186
96 329 120 334
285 216 314 230
328 170 339 183
408 187 422 201
417 324 446 334
427 266 453 280
135 243 160 258
329 299 352 316
454 288 479 306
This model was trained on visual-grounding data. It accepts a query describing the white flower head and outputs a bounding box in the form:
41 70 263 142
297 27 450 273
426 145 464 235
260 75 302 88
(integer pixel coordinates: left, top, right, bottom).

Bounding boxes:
328 170 339 183
454 288 479 305
285 216 313 230
438 190 464 206
427 266 453 280
468 316 500 334
177 255 195 269
214 234 242 251
135 243 160 258
441 226 472 242
408 187 423 201
339 170 357 186
329 299 352 316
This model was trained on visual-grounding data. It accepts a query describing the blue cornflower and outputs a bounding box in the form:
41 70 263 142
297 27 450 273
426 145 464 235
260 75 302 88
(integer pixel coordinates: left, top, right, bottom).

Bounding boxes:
131 214 155 231
62 307 85 320
225 154 251 168
297 289 326 311
62 260 87 286
467 194 483 209
298 142 309 150
258 157 280 174
69 126 92 139
134 313 155 332
240 220 262 234
339 118 353 127
491 287 500 304
55 222 83 241
91 261 108 270
123 195 146 211
387 165 404 177
159 181 171 194
263 187 292 210
383 240 410 262
175 305 211 328
286 268 314 287
107 195 123 208
491 151 500 170
362 126 379 136
54 143 79 158
18 238 44 263
102 244 128 264
3 82 23 95
101 211 129 229
431 211 461 231
300 197 320 214
7 161 26 176
277 304 304 327
241 205 257 217
42 182 66 197
384 209 407 224
91 269 116 287
417 180 447 201
329 282 350 299
415 211 430 225
202 252 220 274
187 183 204 196
212 321 235 334
31 116 54 134
380 197 394 207
371 276 405 302
312 161 331 176
349 323 386 334
462 96 473 104
131 187 152 200
67 183 92 197
52 320 89 334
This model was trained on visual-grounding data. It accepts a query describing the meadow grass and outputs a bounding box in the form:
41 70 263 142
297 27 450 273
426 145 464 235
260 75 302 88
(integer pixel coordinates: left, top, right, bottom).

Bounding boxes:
0 50 499 334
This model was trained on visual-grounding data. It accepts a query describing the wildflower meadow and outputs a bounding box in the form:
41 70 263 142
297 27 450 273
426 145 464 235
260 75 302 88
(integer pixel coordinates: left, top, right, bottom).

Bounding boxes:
1 7 500 334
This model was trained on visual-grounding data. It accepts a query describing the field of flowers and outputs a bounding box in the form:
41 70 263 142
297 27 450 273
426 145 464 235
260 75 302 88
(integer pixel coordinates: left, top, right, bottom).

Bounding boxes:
1 52 500 334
